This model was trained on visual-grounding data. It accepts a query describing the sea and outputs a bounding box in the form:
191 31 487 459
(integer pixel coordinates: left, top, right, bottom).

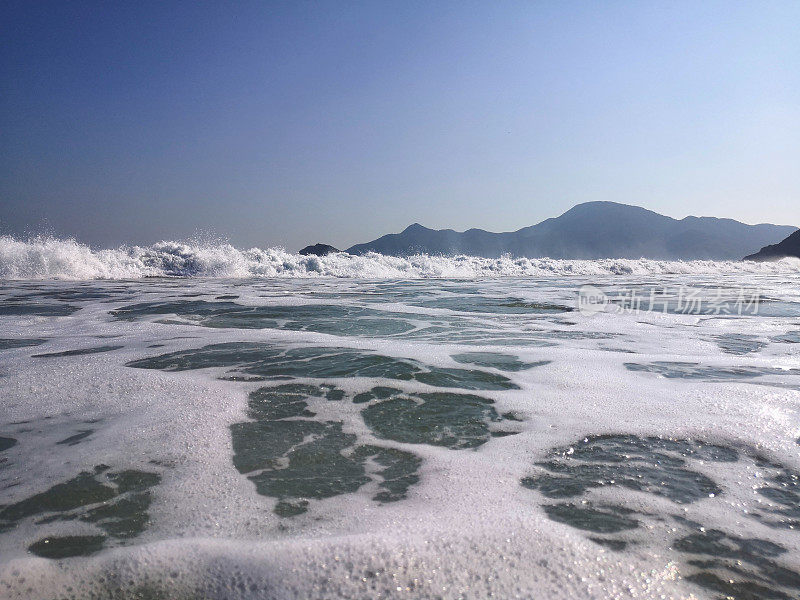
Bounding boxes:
1 236 799 599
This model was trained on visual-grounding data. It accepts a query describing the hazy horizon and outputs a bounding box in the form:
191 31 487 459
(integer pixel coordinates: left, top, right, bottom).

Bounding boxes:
1 200 798 252
2 1 799 250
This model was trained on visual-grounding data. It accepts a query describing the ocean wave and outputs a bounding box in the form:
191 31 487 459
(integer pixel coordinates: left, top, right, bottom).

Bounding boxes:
1 235 798 280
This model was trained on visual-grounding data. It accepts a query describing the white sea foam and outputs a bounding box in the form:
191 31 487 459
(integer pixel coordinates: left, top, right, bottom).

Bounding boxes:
1 276 799 598
1 235 799 280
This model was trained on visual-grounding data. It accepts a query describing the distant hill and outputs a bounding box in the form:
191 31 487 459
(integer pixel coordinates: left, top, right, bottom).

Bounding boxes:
346 202 796 260
744 229 800 261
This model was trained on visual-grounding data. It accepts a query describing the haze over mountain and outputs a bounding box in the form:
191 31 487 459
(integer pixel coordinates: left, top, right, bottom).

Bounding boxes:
346 202 797 260
744 229 800 262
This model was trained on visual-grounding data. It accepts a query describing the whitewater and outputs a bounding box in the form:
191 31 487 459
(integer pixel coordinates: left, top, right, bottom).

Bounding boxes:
1 236 799 599
2 235 800 279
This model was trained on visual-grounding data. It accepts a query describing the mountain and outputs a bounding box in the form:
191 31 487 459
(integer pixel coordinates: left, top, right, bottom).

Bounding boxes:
743 229 800 261
346 202 796 260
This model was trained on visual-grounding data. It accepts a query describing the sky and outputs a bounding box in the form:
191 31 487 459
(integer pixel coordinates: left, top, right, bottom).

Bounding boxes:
1 1 798 250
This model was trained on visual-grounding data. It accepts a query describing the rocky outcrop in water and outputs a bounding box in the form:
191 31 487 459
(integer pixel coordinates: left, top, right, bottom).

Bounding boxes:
744 229 800 261
299 243 340 256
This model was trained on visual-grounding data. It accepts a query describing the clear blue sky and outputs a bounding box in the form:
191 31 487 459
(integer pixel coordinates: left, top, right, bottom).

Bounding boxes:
1 1 798 250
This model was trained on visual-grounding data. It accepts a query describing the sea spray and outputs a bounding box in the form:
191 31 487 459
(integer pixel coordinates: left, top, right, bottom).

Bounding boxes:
1 235 799 280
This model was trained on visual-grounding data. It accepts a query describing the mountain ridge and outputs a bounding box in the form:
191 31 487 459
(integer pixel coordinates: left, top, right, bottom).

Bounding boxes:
345 202 796 260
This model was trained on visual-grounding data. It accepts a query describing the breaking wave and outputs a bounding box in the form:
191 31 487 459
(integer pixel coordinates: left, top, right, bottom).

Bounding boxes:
1 235 798 280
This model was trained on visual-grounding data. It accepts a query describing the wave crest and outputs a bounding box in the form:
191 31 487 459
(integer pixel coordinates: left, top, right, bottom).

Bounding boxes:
1 235 798 280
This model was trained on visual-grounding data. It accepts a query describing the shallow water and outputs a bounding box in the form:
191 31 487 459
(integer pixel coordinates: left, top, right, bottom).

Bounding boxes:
1 274 799 599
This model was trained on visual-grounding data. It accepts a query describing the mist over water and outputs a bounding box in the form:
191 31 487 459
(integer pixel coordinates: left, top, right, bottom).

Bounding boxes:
2 235 799 280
